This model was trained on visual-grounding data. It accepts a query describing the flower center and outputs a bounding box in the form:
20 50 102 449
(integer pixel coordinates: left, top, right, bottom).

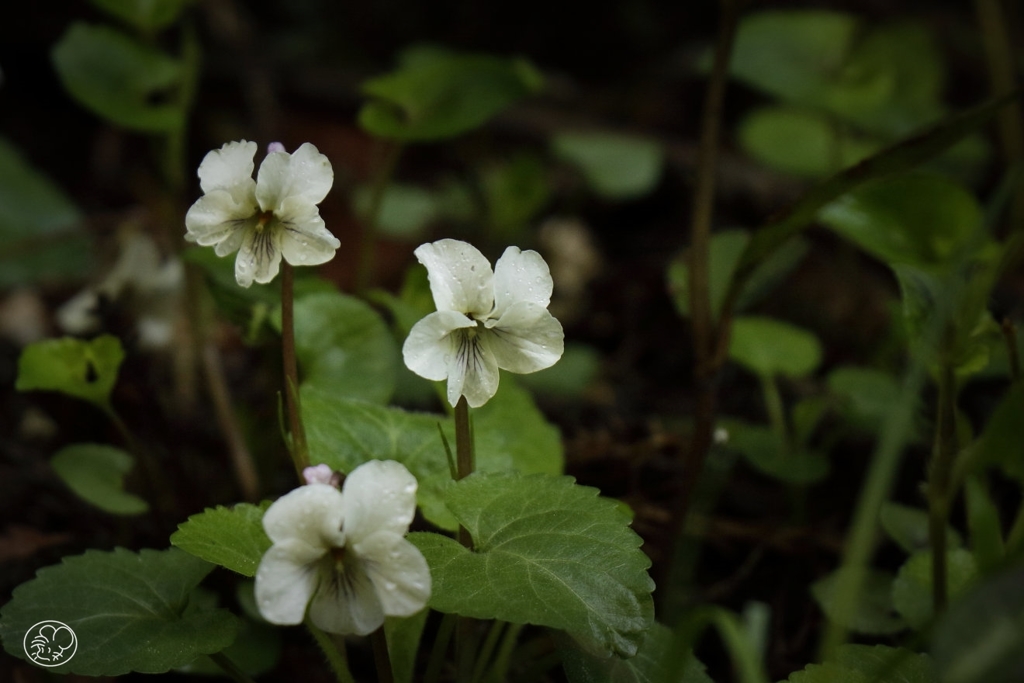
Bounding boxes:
255 210 275 232
330 546 347 573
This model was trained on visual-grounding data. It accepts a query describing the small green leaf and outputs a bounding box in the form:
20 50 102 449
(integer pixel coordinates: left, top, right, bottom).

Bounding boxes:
964 476 1005 572
359 45 543 141
552 132 664 200
725 421 829 484
170 502 272 577
892 549 977 629
89 0 192 32
783 644 936 683
932 565 1024 683
811 568 906 635
272 291 398 404
385 610 428 683
16 335 124 408
409 472 654 657
879 502 963 554
972 382 1024 480
52 23 184 132
353 183 439 238
51 444 148 515
0 137 89 287
482 153 551 236
559 622 712 683
729 316 822 378
0 548 237 675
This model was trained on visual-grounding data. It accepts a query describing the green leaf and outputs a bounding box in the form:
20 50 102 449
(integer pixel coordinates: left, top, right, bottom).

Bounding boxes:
0 137 89 287
828 366 907 434
818 172 982 266
932 565 1024 683
728 316 822 378
16 335 124 409
385 610 428 683
559 622 712 683
89 0 192 32
51 444 148 515
272 291 398 404
52 23 184 132
880 501 963 554
0 548 237 675
964 476 1005 572
811 568 906 635
359 45 543 141
482 153 551 236
892 549 978 629
552 132 664 200
179 618 280 677
353 183 439 238
409 472 654 657
302 380 563 530
724 421 829 484
170 502 272 577
972 382 1024 480
783 644 936 683
739 106 878 177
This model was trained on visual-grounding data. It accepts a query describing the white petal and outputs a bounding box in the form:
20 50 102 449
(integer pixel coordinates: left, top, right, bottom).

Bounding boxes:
198 140 258 194
341 460 418 544
403 310 475 382
354 531 431 617
276 197 341 267
184 189 257 247
262 483 346 549
308 559 384 635
448 332 499 408
254 540 322 625
213 228 246 257
235 226 282 288
256 142 334 211
415 239 494 317
481 303 564 374
491 246 553 319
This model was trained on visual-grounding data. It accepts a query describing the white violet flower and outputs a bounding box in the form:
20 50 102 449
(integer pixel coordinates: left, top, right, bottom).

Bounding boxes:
255 460 430 635
184 140 340 287
403 239 564 408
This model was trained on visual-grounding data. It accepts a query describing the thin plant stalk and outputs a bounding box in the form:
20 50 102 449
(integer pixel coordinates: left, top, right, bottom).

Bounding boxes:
453 394 476 683
424 612 458 683
371 627 395 683
356 140 404 292
201 341 260 500
471 620 506 683
104 406 172 524
306 620 357 683
928 347 959 613
281 261 309 476
209 652 258 683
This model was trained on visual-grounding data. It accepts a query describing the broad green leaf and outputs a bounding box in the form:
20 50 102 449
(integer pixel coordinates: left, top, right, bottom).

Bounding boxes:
739 106 878 177
302 380 563 530
272 291 398 404
52 23 184 132
170 502 272 577
179 618 280 677
559 622 712 683
353 183 438 238
784 644 936 683
482 153 551 236
932 565 1024 683
818 172 982 266
892 549 977 629
385 610 428 683
0 548 237 675
552 132 664 200
724 421 829 484
16 335 124 409
972 382 1024 480
811 568 906 635
0 137 89 287
359 45 543 141
51 444 148 515
729 316 822 378
880 501 963 554
89 0 192 31
409 472 654 657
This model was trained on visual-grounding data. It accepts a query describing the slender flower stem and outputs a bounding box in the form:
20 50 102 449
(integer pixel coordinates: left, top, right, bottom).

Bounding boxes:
281 262 309 477
306 620 356 683
356 140 404 292
201 341 260 500
453 395 476 683
424 612 458 683
209 652 258 683
371 627 395 683
928 346 959 613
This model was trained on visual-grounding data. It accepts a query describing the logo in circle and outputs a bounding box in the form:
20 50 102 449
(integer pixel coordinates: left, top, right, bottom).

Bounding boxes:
23 620 77 667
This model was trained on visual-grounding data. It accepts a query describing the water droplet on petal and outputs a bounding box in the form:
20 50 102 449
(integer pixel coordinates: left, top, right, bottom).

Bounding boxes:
403 483 415 494
383 580 397 591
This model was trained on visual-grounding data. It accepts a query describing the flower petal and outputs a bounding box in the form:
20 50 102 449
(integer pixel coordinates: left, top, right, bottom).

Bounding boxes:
354 531 431 617
403 310 475 382
213 227 246 257
491 246 554 319
235 226 282 287
276 196 341 267
262 483 347 549
254 540 321 625
449 332 499 408
256 142 334 211
184 188 257 247
198 140 258 194
481 302 564 374
415 239 494 317
308 559 384 635
341 460 418 543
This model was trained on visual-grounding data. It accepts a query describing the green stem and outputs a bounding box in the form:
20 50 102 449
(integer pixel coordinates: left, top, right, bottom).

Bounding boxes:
471 620 505 683
424 612 457 683
671 606 770 683
928 352 958 613
453 396 476 683
209 652 257 683
306 620 356 683
371 627 395 683
104 406 172 524
760 373 789 452
201 340 260 501
483 622 522 683
356 141 404 292
281 262 309 477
